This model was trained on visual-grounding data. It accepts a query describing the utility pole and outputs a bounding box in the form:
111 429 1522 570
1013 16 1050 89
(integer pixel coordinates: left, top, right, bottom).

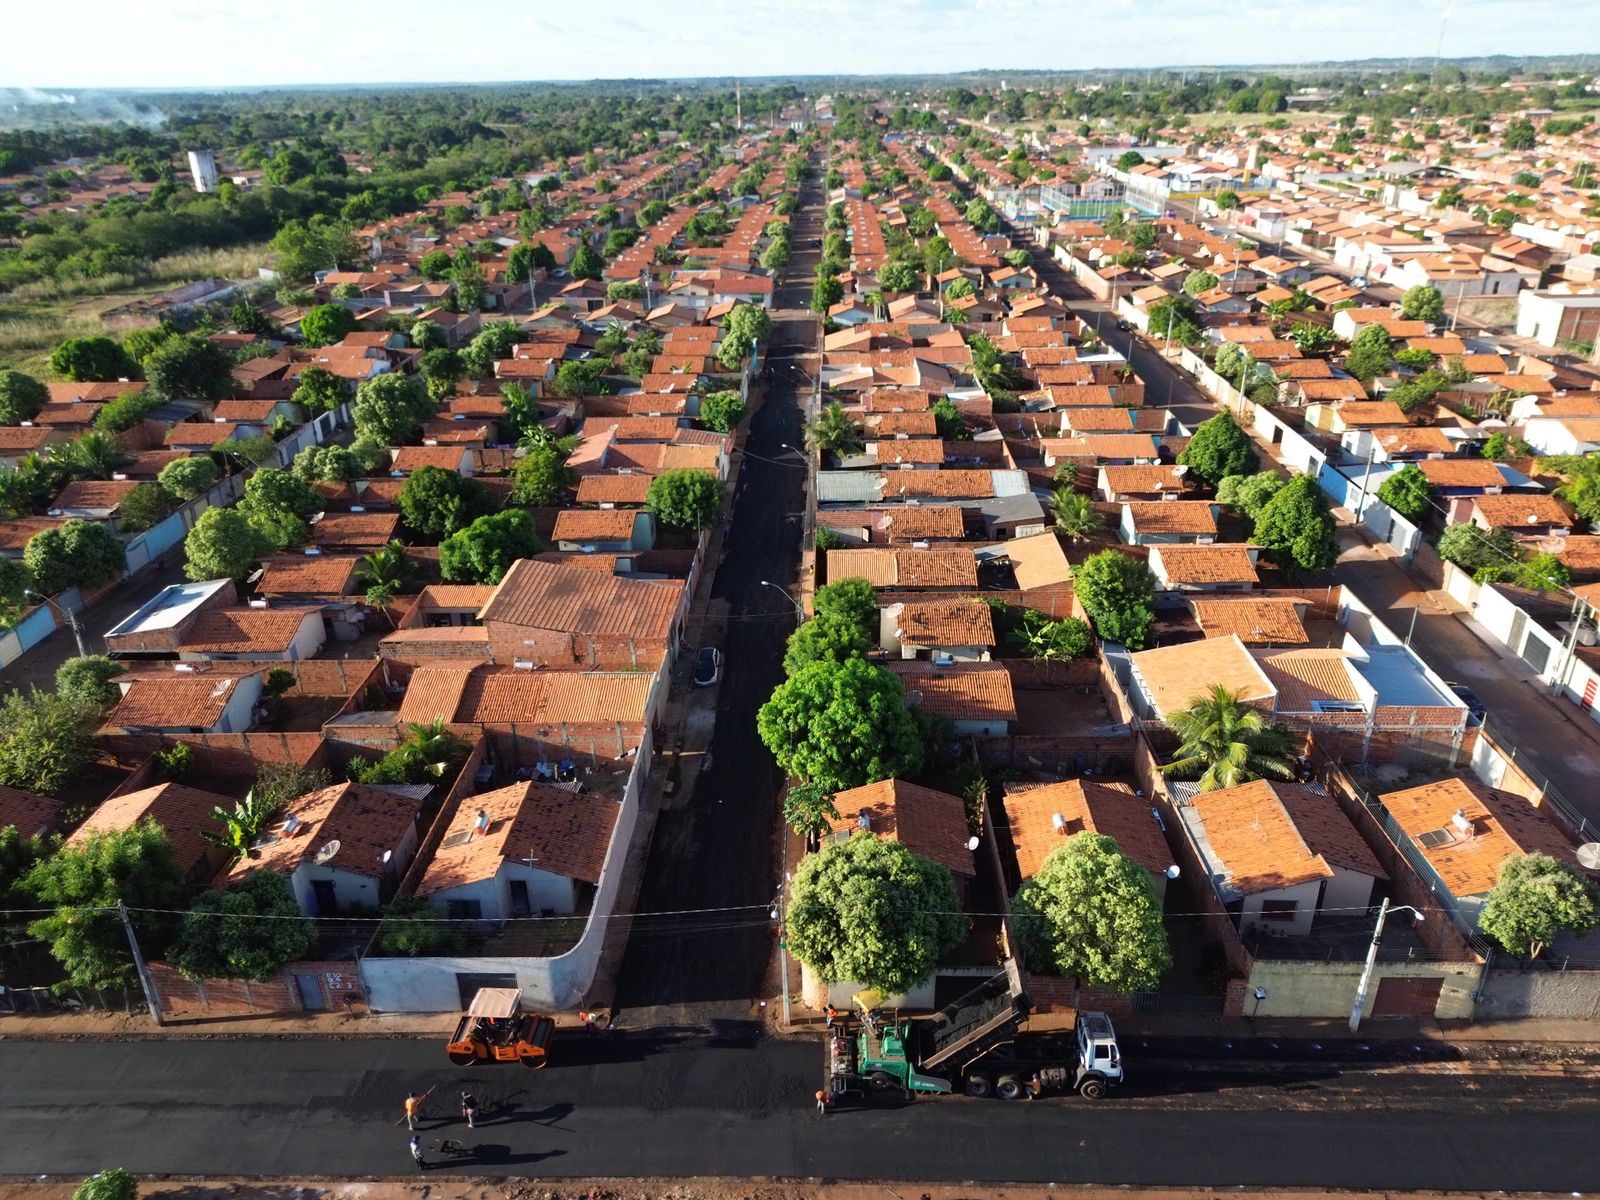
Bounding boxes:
772 880 792 1027
1349 898 1422 1032
118 900 163 1027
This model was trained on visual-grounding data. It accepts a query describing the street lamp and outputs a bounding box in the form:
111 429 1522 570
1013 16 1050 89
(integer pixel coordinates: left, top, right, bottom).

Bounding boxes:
1348 898 1425 1032
761 580 804 620
26 590 87 657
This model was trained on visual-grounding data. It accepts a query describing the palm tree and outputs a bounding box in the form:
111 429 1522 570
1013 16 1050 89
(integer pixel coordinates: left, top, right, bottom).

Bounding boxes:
51 431 133 480
807 401 864 458
783 780 840 849
1050 488 1103 543
866 289 886 321
1160 685 1296 793
359 540 419 593
1557 473 1600 527
403 719 466 778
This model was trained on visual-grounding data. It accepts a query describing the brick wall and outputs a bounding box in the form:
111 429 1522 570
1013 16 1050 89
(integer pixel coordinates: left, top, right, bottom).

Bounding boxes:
282 658 381 699
972 732 1138 775
1000 657 1102 689
100 732 329 776
149 959 363 1018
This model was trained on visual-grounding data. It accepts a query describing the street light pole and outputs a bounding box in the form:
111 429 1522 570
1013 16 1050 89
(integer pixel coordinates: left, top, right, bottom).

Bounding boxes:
761 579 804 620
772 880 792 1027
1349 898 1424 1031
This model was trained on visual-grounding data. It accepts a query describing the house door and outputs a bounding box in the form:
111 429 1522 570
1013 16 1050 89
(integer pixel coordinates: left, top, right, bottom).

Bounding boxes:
295 974 326 1012
509 879 532 918
1371 976 1443 1017
311 879 337 916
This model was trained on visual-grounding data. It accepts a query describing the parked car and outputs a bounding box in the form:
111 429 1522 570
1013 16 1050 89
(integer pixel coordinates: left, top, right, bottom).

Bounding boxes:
1448 683 1486 723
694 646 722 687
1115 319 1130 332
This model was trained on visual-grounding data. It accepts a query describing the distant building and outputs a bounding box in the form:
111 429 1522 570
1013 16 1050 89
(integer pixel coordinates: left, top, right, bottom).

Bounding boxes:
186 149 219 193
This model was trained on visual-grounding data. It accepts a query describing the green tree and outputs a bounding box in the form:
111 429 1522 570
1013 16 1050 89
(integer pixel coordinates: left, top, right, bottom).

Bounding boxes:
398 465 496 539
813 576 879 635
508 240 556 282
1215 189 1241 210
0 557 31 627
1344 323 1394 382
418 249 454 280
270 219 361 280
410 319 447 351
810 273 844 313
877 260 918 292
1253 475 1339 570
24 519 124 596
1012 833 1171 991
1115 150 1146 171
111 482 175 532
51 430 133 481
184 506 273 581
253 762 333 814
243 467 321 521
1160 684 1294 790
438 509 541 584
170 871 317 982
72 1171 139 1200
699 389 746 433
291 443 362 484
1128 222 1159 252
571 243 604 280
141 334 233 402
300 304 357 347
646 467 723 531
510 441 575 506
50 337 135 383
783 613 872 675
715 330 753 372
157 456 219 501
200 788 285 858
0 370 49 424
0 688 96 794
353 372 433 445
1179 411 1258 486
1479 853 1600 961
290 365 350 414
943 277 975 301
726 304 773 346
807 401 864 457
757 656 923 791
1008 609 1093 661
1050 488 1103 542
1182 269 1219 297
1377 463 1433 520
55 655 125 711
377 895 454 956
1503 118 1537 151
1290 323 1338 356
1437 522 1516 575
450 253 487 311
785 833 965 995
782 780 841 843
1072 550 1157 650
25 819 184 990
92 391 162 434
1400 285 1445 324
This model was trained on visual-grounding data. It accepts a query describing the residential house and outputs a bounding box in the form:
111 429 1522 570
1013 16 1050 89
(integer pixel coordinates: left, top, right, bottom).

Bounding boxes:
1176 780 1387 939
881 597 996 661
105 670 264 734
415 780 620 919
177 607 327 662
1002 779 1174 903
1119 501 1220 546
477 558 684 670
1127 635 1277 720
230 782 421 916
0 785 62 840
884 660 1017 735
1468 493 1572 539
1148 544 1261 594
550 509 656 554
68 781 236 885
825 779 976 897
1189 597 1311 646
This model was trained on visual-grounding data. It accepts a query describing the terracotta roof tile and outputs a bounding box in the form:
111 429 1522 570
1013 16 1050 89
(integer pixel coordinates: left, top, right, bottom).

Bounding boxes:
826 547 978 588
1186 780 1383 897
575 475 653 505
1003 779 1170 879
229 782 418 882
480 559 682 639
1471 493 1571 528
69 782 234 875
1190 598 1309 645
895 598 996 647
1130 635 1275 718
1101 465 1189 497
1381 777 1585 898
1127 502 1219 536
259 554 361 596
416 779 620 893
1253 648 1367 713
1150 544 1259 586
311 512 401 548
109 671 258 729
552 508 641 542
0 785 62 838
884 660 1017 723
180 608 317 656
1416 459 1505 489
827 779 975 878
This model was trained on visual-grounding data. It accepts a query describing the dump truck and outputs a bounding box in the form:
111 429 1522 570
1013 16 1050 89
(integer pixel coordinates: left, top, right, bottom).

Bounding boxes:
824 962 1122 1104
445 987 556 1067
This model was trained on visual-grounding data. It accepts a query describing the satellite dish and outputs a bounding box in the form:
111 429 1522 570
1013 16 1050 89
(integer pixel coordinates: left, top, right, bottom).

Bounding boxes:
314 840 342 865
1577 843 1600 871
966 836 980 851
1166 865 1181 880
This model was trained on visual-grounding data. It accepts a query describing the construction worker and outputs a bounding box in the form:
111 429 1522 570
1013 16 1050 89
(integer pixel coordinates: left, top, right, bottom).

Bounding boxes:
460 1091 479 1129
404 1090 423 1130
409 1135 426 1172
824 1004 838 1029
815 1087 828 1116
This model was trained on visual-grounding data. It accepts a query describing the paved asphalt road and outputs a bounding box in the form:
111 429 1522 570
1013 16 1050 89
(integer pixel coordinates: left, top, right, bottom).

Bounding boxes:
1 1033 1595 1189
610 174 821 1019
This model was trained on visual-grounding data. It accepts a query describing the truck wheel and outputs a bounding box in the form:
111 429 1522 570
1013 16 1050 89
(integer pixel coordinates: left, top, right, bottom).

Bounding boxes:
995 1074 1025 1101
868 1071 896 1090
1078 1075 1106 1100
963 1073 992 1098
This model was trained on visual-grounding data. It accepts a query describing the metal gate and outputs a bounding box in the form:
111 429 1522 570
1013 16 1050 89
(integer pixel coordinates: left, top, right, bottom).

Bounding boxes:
1371 976 1443 1017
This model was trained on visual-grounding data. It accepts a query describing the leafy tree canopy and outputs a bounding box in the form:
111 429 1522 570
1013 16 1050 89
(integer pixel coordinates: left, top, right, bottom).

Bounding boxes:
645 467 723 531
169 871 317 982
184 506 273 581
1479 852 1600 960
1252 474 1339 571
299 303 357 348
1179 411 1258 485
757 656 923 791
1072 550 1157 650
55 655 126 711
398 465 496 540
786 833 966 995
438 509 541 584
24 519 125 596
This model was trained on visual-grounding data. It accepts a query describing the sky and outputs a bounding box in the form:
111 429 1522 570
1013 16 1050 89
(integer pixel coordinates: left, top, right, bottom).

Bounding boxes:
6 0 1593 90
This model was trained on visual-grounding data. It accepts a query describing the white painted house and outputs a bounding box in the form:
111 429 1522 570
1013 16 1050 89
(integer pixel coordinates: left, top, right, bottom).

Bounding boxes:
414 780 621 920
229 781 420 916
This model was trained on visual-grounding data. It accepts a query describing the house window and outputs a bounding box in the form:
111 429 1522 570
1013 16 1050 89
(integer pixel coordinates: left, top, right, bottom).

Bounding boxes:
1260 899 1298 922
447 899 483 920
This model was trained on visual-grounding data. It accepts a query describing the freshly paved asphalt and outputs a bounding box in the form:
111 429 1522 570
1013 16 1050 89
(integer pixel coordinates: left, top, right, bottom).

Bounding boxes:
1 1032 1595 1188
